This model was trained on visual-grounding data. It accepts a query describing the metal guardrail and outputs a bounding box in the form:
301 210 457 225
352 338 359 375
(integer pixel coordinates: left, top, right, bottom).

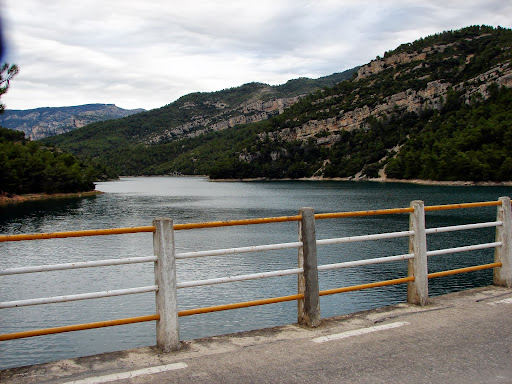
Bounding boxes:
1 198 511 352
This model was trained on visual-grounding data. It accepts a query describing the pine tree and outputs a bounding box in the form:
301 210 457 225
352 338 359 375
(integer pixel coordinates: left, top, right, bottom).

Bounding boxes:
0 62 18 113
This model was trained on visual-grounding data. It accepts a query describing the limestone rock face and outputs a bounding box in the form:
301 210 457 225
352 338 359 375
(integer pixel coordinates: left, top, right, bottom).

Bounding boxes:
275 60 512 145
356 51 428 80
144 95 302 144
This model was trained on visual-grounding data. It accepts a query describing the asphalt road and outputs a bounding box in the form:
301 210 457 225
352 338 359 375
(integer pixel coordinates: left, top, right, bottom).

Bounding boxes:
2 286 512 384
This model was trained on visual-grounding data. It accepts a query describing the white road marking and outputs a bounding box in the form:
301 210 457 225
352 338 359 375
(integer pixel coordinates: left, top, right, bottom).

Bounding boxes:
488 297 512 306
63 362 188 384
312 321 410 343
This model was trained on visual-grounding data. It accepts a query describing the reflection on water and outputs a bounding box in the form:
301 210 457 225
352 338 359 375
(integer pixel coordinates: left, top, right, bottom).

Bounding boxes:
0 177 510 369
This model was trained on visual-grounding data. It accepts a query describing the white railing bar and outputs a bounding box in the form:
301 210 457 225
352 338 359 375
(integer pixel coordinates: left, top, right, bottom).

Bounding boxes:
316 230 414 246
318 253 414 271
425 221 502 235
176 242 303 259
0 285 159 309
426 242 502 257
0 256 159 276
3 221 493 275
177 268 304 289
176 222 499 261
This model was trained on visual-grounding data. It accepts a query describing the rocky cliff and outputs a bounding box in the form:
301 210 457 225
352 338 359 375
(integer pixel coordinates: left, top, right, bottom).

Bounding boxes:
144 93 301 144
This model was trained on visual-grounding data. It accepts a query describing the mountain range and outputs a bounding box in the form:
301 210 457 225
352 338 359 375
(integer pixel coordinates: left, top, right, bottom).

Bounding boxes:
0 104 145 140
37 25 512 182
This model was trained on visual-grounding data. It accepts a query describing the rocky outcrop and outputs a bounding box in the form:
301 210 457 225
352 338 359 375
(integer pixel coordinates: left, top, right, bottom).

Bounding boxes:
144 96 301 144
0 104 144 140
356 51 428 80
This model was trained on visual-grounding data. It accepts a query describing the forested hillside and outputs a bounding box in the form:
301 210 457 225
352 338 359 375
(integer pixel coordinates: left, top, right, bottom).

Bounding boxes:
385 84 512 181
0 127 113 195
41 70 357 158
42 26 512 182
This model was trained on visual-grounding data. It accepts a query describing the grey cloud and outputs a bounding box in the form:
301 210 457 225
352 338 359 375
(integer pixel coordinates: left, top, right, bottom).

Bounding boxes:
3 0 512 110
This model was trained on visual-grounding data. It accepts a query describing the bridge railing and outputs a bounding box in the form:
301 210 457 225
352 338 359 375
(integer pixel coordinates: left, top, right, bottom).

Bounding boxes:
0 197 511 353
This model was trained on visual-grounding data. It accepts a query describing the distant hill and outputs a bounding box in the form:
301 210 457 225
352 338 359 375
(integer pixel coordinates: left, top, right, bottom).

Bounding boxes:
41 69 358 159
0 104 145 140
43 26 512 182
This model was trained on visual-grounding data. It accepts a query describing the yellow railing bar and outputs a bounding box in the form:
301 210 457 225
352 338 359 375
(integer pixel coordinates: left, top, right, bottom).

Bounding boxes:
315 207 414 220
425 200 501 211
315 201 501 220
0 314 160 341
0 226 156 243
178 277 415 317
177 293 304 316
319 276 415 296
173 215 302 230
427 262 502 279
0 216 302 242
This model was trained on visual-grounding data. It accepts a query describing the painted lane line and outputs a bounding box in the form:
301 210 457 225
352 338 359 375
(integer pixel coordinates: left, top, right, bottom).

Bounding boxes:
488 297 512 306
63 362 188 384
312 321 410 343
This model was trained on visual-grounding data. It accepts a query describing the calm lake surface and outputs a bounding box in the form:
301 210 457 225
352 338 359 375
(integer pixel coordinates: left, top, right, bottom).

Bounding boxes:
1 177 510 369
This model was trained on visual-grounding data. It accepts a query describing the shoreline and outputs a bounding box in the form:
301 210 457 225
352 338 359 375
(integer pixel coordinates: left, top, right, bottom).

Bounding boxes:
209 176 512 186
0 190 103 205
112 174 512 186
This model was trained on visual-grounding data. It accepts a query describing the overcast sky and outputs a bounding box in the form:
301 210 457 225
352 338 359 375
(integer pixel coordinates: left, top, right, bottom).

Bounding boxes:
1 0 511 111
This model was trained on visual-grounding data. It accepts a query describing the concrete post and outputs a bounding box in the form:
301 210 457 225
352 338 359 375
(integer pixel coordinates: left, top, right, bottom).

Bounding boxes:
494 196 512 287
153 217 180 352
407 200 429 306
298 207 321 327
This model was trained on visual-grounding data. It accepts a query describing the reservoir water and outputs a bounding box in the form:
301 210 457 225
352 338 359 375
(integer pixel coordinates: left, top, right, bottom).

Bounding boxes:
0 177 510 369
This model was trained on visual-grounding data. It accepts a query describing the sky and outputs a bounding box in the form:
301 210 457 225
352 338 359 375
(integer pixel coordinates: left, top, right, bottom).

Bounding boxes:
1 0 511 112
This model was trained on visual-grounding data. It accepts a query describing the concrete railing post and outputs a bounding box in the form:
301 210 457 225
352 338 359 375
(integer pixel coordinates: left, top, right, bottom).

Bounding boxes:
494 196 512 287
407 200 429 306
298 207 320 327
153 217 180 352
